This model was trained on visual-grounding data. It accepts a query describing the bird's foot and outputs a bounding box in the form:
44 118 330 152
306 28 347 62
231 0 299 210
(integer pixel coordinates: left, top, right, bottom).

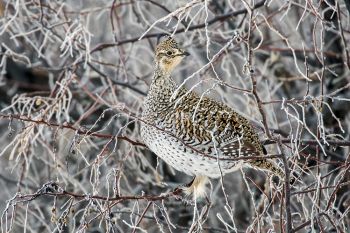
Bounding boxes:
171 187 195 205
171 177 198 205
172 176 195 194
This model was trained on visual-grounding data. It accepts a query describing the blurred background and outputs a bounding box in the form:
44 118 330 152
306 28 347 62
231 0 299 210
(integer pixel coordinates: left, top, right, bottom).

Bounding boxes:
0 0 349 232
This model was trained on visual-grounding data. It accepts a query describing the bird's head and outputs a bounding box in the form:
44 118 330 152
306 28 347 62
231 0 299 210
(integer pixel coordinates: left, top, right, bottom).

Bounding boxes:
155 37 189 74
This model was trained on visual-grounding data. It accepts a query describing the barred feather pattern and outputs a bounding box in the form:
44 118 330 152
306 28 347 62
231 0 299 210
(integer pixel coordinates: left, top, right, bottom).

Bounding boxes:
141 72 284 179
141 38 285 193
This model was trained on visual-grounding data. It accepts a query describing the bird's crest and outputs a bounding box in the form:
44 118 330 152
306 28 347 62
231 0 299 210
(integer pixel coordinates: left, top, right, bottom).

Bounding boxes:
155 37 179 53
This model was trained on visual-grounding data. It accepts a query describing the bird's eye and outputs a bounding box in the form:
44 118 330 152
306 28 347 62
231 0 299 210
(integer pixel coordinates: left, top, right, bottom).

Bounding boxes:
166 51 173 56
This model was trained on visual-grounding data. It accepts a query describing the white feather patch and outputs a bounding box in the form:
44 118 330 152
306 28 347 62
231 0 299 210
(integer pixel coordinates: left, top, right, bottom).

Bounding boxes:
183 176 208 200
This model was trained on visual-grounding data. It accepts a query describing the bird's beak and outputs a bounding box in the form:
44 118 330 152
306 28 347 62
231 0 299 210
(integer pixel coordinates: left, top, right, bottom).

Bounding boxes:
182 51 190 56
178 50 190 57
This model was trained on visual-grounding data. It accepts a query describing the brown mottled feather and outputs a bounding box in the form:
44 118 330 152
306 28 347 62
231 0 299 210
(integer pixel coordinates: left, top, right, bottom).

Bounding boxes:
141 38 285 198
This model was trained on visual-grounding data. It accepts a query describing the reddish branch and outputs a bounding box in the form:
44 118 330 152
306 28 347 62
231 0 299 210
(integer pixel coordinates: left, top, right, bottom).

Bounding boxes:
0 113 146 147
1 113 350 149
263 138 350 147
0 113 284 162
11 182 184 204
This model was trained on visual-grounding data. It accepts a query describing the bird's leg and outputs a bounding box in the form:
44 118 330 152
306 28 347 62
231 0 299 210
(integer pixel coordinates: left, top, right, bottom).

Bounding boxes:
173 176 195 194
172 179 195 205
184 176 196 188
183 176 209 199
173 176 208 204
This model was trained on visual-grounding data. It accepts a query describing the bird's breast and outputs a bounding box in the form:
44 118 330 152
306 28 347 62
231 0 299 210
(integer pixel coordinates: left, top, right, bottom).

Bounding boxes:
140 123 244 178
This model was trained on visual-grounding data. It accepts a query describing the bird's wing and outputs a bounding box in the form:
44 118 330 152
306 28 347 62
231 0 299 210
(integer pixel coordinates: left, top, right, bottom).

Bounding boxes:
219 140 262 157
164 93 264 158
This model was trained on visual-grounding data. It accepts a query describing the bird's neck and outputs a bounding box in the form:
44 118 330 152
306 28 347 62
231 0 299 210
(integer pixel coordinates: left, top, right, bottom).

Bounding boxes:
142 71 175 119
143 67 194 122
148 68 177 103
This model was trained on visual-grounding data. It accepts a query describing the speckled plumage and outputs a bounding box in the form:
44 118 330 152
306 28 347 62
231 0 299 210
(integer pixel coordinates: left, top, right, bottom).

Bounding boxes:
141 37 284 197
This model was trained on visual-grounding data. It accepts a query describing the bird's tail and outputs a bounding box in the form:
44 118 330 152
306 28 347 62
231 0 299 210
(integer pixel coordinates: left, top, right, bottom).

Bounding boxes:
250 159 285 180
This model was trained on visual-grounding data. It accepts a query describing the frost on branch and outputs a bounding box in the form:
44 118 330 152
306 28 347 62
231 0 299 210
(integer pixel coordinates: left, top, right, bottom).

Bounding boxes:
0 1 349 232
